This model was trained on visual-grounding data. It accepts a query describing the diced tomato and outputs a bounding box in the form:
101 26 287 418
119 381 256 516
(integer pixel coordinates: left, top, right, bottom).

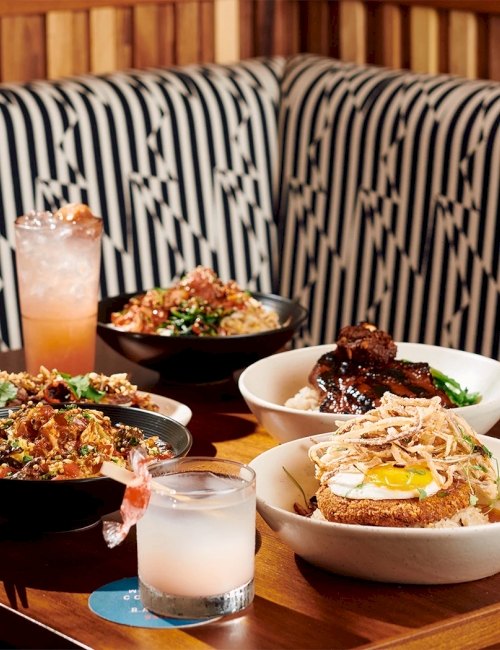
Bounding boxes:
63 462 80 478
52 475 66 481
0 467 10 478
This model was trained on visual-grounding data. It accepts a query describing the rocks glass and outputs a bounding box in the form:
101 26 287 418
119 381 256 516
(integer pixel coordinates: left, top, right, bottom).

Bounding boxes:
137 457 256 619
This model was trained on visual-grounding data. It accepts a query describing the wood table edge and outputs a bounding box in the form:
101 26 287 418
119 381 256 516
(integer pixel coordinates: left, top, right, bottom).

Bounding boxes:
0 602 91 650
359 599 500 650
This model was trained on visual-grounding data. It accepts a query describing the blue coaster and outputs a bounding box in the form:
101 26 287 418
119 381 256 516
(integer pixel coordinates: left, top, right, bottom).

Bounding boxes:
89 577 217 628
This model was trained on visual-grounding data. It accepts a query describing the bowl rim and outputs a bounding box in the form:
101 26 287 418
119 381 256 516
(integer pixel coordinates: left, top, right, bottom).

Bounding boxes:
249 431 500 534
97 291 308 341
0 403 193 484
239 342 500 416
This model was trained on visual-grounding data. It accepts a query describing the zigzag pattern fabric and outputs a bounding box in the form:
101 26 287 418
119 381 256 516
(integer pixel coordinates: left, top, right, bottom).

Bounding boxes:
0 58 284 350
279 55 500 358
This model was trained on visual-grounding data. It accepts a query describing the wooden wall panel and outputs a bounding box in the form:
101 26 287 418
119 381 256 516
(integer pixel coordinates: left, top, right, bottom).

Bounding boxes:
449 10 477 78
410 6 439 74
339 0 366 64
73 11 90 74
239 0 254 59
134 3 159 68
215 0 239 63
47 11 74 79
1 14 45 82
46 10 89 79
200 1 215 62
176 2 199 64
380 4 402 69
3 0 500 85
159 4 175 65
489 15 500 82
90 6 132 74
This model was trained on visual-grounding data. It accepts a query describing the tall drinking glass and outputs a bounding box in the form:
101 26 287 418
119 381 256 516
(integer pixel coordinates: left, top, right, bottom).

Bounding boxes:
15 204 103 375
137 457 256 619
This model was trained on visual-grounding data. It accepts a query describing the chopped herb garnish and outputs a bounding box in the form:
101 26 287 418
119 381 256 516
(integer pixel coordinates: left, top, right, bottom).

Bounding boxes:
128 436 139 446
482 445 493 459
283 466 310 510
0 381 18 408
407 468 426 476
437 491 449 497
0 419 13 430
79 445 92 456
56 372 106 403
471 464 487 472
417 488 427 501
470 494 479 506
11 440 18 448
345 483 365 498
22 455 33 464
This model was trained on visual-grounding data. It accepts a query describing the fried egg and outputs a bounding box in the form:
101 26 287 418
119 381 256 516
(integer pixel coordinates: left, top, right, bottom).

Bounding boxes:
327 463 440 500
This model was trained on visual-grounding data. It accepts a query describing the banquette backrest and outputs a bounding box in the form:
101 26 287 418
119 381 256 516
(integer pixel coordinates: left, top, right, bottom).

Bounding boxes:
2 54 500 360
0 58 284 350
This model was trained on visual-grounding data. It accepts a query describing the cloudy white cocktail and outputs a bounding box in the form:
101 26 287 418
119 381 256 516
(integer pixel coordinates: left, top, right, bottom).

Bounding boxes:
137 458 256 619
15 206 103 375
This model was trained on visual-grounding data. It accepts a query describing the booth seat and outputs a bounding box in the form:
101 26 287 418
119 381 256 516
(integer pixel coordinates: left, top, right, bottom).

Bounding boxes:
1 55 500 359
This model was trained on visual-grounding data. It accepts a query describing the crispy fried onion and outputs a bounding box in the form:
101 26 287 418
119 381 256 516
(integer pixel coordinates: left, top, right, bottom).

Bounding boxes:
308 393 498 505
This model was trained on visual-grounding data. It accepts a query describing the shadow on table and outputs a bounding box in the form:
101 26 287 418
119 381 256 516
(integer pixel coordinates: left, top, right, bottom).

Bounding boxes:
293 555 450 629
0 517 137 609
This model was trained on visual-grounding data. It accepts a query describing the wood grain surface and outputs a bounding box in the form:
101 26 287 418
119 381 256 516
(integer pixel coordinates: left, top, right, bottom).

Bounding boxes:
1 339 500 650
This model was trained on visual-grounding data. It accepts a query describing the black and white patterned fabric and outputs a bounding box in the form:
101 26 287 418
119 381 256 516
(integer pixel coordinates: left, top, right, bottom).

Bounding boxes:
279 55 500 357
0 58 284 349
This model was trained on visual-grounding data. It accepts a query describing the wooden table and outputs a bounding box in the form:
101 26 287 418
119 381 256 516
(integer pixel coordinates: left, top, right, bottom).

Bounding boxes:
2 340 500 650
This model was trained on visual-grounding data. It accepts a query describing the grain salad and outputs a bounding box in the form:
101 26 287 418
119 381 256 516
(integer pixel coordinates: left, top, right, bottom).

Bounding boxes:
0 403 173 480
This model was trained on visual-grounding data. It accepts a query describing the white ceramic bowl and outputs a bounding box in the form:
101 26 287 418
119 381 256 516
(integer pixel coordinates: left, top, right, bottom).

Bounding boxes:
250 432 500 584
239 343 500 442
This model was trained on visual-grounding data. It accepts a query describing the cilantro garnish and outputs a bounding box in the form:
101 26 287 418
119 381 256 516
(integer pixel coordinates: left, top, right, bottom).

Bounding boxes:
57 372 105 403
0 381 18 408
417 488 427 501
22 455 33 464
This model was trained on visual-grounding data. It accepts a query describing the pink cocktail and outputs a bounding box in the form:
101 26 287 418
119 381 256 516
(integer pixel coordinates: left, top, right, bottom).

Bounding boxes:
15 204 103 375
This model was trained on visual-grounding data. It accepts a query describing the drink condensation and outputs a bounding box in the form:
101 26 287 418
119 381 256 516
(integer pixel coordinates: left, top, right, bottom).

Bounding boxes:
15 206 103 375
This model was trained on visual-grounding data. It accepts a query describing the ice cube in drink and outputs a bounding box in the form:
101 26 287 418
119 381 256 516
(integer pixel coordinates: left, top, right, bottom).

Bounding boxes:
15 206 103 375
137 470 256 598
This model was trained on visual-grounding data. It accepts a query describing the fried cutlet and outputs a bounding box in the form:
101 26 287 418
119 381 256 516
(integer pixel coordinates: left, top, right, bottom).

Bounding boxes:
316 481 471 528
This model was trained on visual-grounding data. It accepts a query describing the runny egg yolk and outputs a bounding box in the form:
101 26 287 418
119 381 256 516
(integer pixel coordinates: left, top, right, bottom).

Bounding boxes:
365 464 433 491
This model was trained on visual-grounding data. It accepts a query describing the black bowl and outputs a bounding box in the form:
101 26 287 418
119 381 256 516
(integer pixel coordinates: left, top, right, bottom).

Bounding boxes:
0 404 192 532
97 291 308 383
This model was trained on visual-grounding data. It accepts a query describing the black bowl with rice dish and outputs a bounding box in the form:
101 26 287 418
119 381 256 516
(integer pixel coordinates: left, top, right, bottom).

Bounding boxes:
0 403 192 531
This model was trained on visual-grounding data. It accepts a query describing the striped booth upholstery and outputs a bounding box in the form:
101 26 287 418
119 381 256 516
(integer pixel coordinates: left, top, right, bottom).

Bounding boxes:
2 54 500 360
279 55 500 358
0 58 284 350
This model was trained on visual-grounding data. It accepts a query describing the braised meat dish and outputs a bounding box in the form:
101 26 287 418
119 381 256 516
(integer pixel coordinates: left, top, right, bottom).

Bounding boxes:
309 324 454 414
0 403 173 480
